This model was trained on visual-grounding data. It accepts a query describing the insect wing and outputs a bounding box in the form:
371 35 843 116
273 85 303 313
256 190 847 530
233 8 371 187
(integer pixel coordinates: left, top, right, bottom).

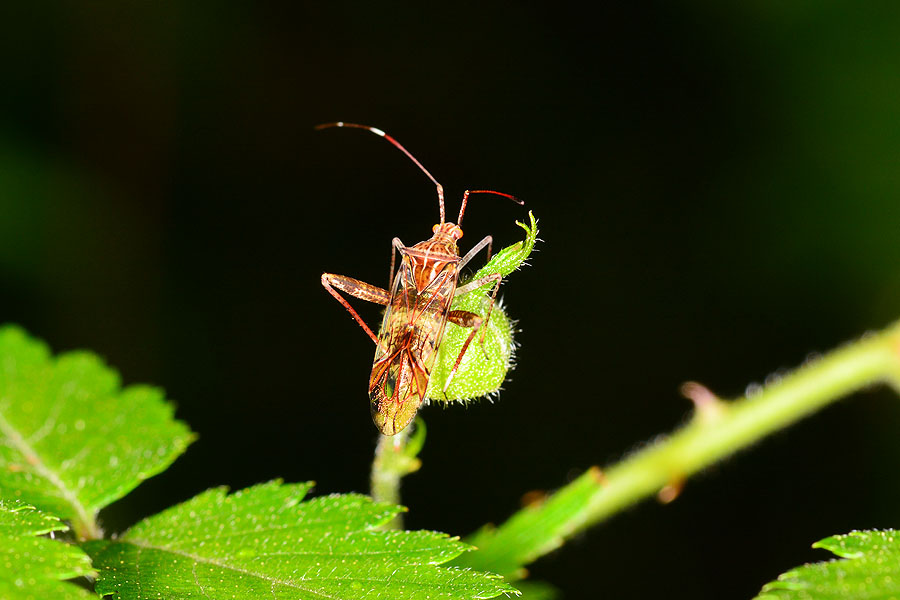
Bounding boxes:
369 254 457 435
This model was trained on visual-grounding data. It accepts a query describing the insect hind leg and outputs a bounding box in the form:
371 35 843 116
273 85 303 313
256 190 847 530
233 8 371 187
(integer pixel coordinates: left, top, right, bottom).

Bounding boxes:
321 273 390 346
443 272 503 393
455 272 504 347
444 309 484 393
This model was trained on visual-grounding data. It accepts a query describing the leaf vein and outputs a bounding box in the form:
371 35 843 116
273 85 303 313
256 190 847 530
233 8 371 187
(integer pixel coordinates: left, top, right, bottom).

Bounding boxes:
160 516 385 546
125 541 482 596
192 557 212 600
24 386 67 446
258 547 453 558
0 409 95 535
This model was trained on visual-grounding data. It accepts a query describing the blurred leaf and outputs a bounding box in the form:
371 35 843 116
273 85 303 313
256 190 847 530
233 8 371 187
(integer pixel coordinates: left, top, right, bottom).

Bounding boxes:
0 500 94 600
89 481 518 600
0 325 195 537
756 530 900 599
427 211 538 401
453 467 601 579
513 581 558 600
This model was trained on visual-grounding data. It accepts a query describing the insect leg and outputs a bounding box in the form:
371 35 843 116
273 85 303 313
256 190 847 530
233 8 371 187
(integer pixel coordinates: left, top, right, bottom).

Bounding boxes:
458 235 492 269
321 273 390 345
388 238 406 286
455 272 503 346
442 272 504 392
443 309 484 392
454 272 502 298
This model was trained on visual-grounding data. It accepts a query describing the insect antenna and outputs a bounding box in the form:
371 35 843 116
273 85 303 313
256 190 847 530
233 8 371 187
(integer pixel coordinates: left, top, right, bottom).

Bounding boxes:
315 122 448 224
457 190 524 227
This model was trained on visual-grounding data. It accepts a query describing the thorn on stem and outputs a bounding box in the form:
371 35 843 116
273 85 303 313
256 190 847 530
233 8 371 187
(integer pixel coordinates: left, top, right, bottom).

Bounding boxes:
657 478 685 504
681 381 725 424
587 466 608 486
520 489 549 508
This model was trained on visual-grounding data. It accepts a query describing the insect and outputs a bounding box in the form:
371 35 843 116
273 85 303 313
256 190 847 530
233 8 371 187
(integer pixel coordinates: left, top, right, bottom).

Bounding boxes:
318 122 522 436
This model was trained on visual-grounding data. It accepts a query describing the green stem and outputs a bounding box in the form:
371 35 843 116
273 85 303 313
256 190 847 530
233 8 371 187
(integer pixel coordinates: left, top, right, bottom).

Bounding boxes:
457 320 900 579
370 420 426 529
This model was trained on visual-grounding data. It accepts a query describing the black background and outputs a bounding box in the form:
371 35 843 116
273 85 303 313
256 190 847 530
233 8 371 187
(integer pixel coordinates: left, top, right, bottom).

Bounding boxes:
2 3 900 598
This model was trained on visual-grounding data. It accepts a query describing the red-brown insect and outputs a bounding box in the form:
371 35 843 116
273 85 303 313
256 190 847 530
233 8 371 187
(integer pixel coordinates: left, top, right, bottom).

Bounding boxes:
319 122 522 436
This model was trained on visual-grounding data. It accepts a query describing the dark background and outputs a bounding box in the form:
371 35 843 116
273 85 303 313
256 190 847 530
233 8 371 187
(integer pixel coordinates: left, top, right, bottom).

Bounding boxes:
2 2 900 598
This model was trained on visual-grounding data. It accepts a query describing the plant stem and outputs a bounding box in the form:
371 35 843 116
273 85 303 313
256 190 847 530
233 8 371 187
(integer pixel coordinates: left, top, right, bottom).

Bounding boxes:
457 320 900 579
370 421 425 529
71 513 103 542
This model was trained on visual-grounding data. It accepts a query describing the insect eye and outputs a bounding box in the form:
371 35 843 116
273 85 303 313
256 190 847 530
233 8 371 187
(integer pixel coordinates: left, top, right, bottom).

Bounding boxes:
452 226 463 240
432 224 440 233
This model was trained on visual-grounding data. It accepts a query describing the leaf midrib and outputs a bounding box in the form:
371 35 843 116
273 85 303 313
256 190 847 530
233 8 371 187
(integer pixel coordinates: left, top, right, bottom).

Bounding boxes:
0 409 96 537
119 538 494 597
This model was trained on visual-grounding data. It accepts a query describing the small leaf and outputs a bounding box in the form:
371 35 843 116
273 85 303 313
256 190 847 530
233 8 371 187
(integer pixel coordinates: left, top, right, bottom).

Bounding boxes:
0 325 195 538
755 529 900 599
463 211 540 286
427 211 539 401
0 500 95 600
89 481 518 600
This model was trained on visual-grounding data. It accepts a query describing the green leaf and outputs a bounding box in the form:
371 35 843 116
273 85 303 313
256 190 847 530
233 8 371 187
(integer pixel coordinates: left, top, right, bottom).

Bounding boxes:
0 325 195 539
0 500 95 600
89 481 518 600
427 211 538 402
755 530 900 599
452 467 603 580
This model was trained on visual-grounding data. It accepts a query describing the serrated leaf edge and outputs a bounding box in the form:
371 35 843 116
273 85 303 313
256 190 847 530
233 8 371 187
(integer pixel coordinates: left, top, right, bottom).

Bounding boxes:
0 500 69 536
97 539 515 597
96 484 517 599
756 529 900 597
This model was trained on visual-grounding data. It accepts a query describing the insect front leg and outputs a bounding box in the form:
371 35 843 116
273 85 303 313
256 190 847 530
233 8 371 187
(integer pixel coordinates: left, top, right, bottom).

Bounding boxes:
388 237 406 286
321 273 390 345
458 235 492 269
